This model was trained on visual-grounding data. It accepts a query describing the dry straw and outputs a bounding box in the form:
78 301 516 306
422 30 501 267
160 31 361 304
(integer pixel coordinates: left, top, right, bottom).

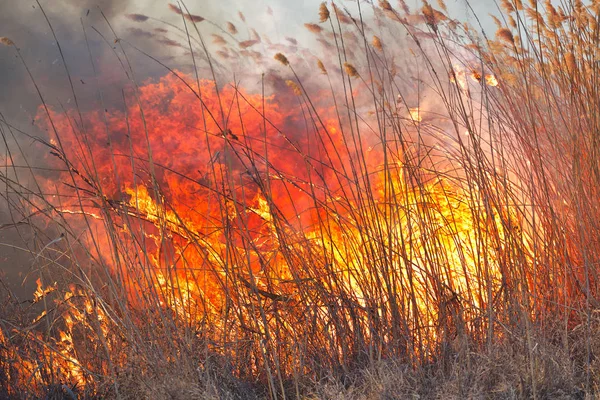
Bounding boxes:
565 52 576 73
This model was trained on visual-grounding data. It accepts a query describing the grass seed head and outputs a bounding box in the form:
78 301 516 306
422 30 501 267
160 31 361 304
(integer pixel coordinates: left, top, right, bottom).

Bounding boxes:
319 2 330 22
286 80 302 96
398 0 411 14
0 37 14 46
184 14 204 23
168 3 182 15
227 22 238 35
422 3 443 29
305 23 323 34
274 53 289 66
379 0 393 11
317 59 327 74
332 3 353 24
344 62 359 78
501 0 515 13
373 35 383 51
497 28 515 44
437 0 448 13
212 34 227 46
239 40 258 49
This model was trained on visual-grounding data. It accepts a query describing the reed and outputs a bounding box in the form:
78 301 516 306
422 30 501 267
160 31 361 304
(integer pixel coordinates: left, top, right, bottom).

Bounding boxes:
0 0 598 398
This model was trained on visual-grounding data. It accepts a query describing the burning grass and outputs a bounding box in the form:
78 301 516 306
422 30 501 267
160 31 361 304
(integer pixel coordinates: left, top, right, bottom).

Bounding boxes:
0 0 600 398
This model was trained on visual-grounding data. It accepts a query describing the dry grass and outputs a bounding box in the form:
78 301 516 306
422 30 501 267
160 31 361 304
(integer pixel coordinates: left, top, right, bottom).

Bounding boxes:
0 0 600 398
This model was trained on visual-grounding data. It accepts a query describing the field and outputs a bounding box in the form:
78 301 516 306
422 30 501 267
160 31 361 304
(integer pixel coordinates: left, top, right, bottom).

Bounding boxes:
0 0 599 398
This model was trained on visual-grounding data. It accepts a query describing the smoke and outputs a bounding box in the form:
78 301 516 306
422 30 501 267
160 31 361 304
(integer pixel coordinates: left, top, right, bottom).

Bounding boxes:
0 0 274 121
0 0 153 297
0 0 130 121
0 0 498 297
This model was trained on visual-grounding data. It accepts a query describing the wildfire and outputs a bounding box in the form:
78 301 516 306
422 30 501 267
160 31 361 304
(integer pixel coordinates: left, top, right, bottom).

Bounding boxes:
0 63 529 393
0 3 531 394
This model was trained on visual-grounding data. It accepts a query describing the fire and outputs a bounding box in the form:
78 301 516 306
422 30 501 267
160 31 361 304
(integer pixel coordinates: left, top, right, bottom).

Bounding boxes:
485 74 499 87
451 64 498 88
1 280 115 394
0 66 530 392
4 0 600 395
409 107 422 122
0 3 531 390
32 278 57 303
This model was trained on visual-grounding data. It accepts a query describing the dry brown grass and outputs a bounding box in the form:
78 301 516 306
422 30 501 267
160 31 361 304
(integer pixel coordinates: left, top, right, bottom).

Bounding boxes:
1 0 600 398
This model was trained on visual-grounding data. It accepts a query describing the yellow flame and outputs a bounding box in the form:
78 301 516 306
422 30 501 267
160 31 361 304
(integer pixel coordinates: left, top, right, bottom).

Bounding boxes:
485 74 498 86
409 107 422 122
32 278 56 303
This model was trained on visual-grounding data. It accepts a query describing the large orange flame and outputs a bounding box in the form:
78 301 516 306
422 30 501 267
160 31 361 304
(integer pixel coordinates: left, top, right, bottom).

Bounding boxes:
3 65 526 392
